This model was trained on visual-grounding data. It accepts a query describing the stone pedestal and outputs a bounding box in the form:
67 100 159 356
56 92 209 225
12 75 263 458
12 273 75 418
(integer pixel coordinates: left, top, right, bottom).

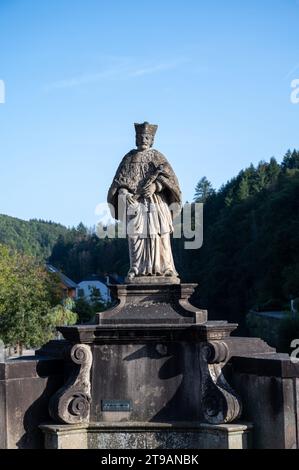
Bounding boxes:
39 282 274 449
97 283 207 324
40 422 253 449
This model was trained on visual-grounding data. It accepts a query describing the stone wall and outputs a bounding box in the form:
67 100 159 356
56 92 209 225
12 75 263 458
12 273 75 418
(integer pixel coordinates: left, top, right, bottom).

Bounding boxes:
0 356 64 449
1 342 299 449
231 354 299 449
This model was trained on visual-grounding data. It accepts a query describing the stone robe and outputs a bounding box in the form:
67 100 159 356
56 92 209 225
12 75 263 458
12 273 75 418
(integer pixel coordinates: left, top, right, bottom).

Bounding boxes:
108 148 181 276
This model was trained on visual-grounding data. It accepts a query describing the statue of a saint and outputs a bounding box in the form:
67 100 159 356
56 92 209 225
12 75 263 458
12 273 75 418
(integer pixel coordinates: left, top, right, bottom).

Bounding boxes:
108 122 181 281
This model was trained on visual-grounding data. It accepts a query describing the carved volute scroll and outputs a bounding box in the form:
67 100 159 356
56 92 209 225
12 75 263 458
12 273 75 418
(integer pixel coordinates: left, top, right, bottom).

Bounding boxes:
200 341 242 424
49 343 93 425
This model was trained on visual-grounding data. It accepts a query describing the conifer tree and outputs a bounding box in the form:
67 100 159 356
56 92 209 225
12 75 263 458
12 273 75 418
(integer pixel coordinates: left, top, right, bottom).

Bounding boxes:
194 177 215 203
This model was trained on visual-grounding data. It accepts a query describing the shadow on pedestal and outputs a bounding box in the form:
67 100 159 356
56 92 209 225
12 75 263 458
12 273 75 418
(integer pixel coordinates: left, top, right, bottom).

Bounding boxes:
3 281 296 449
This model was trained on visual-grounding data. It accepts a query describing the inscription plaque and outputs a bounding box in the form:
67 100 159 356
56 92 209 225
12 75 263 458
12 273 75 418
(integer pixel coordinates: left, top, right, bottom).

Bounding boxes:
101 399 132 412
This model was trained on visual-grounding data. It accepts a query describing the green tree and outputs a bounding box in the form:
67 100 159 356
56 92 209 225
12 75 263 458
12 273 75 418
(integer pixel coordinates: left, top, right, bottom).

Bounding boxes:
74 286 110 324
236 176 250 201
182 150 299 339
0 214 70 260
0 245 76 349
194 177 215 203
90 286 109 312
266 157 281 183
282 149 299 170
50 298 77 329
76 222 88 239
74 297 94 324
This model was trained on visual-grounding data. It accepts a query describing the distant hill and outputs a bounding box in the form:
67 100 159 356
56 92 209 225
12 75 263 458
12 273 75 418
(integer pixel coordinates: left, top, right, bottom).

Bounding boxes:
2 149 299 330
182 149 299 327
0 214 70 260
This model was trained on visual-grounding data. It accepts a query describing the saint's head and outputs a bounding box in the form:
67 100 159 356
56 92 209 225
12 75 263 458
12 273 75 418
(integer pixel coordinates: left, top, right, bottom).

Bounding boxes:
134 122 158 151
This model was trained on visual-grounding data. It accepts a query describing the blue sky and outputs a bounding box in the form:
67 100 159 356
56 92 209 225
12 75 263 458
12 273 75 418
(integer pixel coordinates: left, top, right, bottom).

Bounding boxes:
1 0 299 227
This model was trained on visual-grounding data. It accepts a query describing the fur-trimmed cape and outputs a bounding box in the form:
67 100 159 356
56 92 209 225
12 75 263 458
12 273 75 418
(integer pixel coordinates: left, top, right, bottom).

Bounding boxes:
107 149 182 220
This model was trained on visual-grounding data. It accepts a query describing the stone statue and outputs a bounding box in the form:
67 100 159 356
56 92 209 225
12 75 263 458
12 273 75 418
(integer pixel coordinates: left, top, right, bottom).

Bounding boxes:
108 122 182 282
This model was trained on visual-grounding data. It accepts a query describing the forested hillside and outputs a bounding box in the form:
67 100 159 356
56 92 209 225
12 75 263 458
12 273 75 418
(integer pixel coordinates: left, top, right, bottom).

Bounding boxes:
1 149 299 330
183 149 299 327
0 214 70 260
49 230 128 283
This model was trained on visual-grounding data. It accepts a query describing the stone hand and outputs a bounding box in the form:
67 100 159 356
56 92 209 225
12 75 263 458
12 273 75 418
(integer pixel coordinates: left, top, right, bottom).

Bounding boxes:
126 193 136 205
142 183 156 198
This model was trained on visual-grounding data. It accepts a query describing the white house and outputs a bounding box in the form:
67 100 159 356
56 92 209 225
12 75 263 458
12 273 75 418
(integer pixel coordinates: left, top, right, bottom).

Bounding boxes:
76 278 111 304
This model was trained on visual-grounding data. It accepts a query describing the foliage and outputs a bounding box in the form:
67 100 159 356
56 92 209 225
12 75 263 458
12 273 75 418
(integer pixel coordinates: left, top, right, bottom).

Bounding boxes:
0 245 76 348
282 149 299 171
50 298 78 329
194 177 215 203
2 148 299 337
49 231 128 282
74 286 111 324
0 214 70 260
181 150 299 330
46 148 299 333
74 297 95 324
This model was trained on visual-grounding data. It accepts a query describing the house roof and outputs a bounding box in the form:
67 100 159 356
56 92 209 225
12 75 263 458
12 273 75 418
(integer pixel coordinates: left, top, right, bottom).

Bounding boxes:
78 279 107 287
78 274 124 285
46 264 78 289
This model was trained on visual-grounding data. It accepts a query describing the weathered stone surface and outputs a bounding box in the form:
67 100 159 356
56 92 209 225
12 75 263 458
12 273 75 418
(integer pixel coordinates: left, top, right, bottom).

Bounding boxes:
57 321 238 345
96 283 207 325
49 344 92 425
51 279 252 429
0 357 64 449
42 424 88 449
50 293 284 431
90 341 202 423
40 421 252 449
199 342 242 424
2 121 299 450
108 122 181 281
126 276 180 285
53 319 246 426
231 354 299 448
